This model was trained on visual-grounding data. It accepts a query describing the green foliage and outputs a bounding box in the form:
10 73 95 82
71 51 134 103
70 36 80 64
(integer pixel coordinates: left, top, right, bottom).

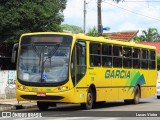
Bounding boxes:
134 28 160 42
141 28 159 42
61 24 83 33
157 55 160 70
0 0 67 43
134 36 144 42
86 26 98 37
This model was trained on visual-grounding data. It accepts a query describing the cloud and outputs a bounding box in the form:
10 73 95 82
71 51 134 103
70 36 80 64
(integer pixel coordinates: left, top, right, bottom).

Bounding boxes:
118 22 138 31
63 0 160 33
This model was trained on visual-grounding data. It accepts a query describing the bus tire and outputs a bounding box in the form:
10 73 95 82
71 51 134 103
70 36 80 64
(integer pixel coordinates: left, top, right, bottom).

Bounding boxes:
124 99 132 104
94 101 106 108
81 88 93 110
37 101 49 110
157 96 160 99
132 86 140 104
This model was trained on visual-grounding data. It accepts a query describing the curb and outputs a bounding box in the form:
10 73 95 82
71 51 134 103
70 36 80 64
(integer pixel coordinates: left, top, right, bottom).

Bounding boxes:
0 105 16 111
0 104 37 111
20 104 37 110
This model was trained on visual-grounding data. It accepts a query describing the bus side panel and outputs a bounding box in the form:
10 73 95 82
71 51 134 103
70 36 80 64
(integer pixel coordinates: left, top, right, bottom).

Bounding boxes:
140 70 156 98
149 70 157 96
141 87 150 98
118 87 134 100
87 67 112 102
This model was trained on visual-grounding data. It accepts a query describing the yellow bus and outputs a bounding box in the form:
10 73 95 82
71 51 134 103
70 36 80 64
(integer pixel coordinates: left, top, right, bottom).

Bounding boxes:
13 32 157 110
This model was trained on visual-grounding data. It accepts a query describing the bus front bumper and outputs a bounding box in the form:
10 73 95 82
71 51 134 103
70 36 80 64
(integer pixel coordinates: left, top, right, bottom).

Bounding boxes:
16 88 87 103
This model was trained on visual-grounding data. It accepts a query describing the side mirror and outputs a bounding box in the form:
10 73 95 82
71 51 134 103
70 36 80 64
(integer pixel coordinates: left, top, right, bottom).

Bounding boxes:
11 43 18 63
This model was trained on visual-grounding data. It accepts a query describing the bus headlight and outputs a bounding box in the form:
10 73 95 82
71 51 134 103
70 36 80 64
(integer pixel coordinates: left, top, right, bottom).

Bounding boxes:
62 86 68 90
58 86 68 91
18 85 26 91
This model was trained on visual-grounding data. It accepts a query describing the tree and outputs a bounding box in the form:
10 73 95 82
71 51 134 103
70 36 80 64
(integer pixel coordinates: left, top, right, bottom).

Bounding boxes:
134 28 160 42
157 55 160 70
133 36 144 42
0 0 67 43
86 26 98 37
140 28 159 42
61 24 83 33
154 33 160 41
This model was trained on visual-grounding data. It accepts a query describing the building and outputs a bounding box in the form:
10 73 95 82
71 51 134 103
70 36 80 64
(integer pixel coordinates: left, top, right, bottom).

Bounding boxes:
104 30 139 42
137 42 160 54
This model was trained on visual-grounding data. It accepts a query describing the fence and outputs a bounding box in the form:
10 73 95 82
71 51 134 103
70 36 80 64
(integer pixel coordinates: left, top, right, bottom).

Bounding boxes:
0 70 16 99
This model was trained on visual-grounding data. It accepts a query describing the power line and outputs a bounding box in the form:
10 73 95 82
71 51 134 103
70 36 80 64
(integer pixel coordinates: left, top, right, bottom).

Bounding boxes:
124 0 160 2
102 0 160 2
103 1 160 22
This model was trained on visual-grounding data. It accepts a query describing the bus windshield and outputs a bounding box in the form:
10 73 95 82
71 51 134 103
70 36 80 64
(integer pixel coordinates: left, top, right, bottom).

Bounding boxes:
18 34 72 85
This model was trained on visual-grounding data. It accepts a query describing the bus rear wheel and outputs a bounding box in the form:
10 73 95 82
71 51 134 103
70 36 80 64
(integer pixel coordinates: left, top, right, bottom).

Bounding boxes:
132 86 140 104
124 86 140 104
81 88 93 110
37 101 49 110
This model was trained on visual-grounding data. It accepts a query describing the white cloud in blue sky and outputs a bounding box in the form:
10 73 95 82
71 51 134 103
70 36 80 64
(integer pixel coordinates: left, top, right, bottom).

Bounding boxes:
63 0 160 34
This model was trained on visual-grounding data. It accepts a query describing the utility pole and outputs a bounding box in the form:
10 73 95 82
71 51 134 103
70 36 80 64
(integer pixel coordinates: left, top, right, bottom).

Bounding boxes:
97 0 102 36
84 0 87 34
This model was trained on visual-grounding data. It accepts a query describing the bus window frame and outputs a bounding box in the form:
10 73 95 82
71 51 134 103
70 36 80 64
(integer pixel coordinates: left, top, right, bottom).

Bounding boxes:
133 47 141 69
141 48 149 69
123 46 132 69
102 43 112 68
149 50 156 70
90 42 101 67
113 44 122 68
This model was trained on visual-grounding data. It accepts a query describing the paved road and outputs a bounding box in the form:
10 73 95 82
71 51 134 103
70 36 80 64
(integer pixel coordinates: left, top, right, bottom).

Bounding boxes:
0 95 160 119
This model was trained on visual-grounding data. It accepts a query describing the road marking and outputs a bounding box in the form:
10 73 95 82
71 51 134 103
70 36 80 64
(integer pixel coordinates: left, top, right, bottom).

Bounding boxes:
104 103 160 111
12 117 40 120
46 117 119 120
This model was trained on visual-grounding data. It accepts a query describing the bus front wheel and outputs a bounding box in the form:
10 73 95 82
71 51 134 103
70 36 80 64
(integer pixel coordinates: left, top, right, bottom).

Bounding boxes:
81 88 93 110
37 101 49 110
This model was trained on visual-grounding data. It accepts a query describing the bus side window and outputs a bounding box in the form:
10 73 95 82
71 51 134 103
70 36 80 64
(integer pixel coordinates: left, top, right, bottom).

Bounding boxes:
133 48 140 69
113 45 122 68
102 43 112 67
123 47 132 68
141 49 148 69
149 50 156 69
90 42 101 67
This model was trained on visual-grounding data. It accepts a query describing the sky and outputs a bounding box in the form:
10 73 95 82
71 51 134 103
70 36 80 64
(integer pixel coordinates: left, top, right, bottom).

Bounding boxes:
63 0 160 34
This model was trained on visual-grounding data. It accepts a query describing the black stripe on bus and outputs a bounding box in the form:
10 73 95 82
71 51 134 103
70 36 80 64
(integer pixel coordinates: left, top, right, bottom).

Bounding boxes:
76 85 156 89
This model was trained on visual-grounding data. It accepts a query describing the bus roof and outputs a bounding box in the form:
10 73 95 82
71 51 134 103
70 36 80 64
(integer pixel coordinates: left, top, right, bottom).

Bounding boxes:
21 32 156 50
75 33 156 50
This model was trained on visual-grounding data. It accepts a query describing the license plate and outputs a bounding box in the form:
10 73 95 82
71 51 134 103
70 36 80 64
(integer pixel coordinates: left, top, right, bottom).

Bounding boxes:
37 92 46 97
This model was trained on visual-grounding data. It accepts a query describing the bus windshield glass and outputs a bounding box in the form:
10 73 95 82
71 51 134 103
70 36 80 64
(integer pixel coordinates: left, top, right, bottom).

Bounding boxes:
18 34 72 85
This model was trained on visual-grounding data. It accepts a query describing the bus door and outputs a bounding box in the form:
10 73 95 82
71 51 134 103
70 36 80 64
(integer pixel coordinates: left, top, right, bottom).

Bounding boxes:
75 41 87 86
71 40 87 88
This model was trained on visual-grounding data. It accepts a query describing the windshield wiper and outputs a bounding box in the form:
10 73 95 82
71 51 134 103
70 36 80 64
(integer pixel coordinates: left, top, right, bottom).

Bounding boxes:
43 43 60 63
41 43 61 82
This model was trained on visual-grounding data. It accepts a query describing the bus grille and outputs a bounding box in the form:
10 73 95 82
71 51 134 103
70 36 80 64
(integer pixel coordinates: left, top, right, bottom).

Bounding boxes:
20 95 64 100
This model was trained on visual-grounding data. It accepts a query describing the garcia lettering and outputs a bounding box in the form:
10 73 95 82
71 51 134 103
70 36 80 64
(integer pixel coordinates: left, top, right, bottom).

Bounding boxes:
105 70 130 79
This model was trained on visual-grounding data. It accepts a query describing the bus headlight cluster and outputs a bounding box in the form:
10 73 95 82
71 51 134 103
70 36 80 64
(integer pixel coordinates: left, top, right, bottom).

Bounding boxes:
58 86 68 91
17 85 26 91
